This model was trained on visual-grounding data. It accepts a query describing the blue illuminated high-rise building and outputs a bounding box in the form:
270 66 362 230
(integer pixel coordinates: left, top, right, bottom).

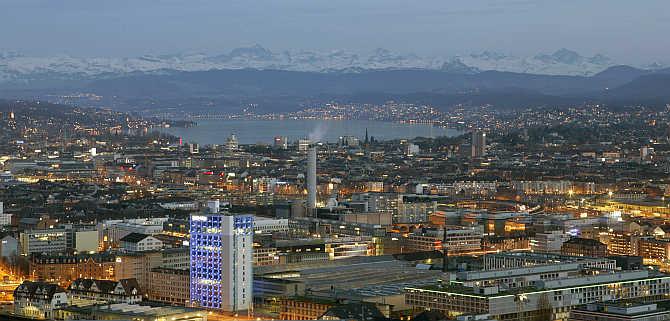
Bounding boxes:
190 200 254 312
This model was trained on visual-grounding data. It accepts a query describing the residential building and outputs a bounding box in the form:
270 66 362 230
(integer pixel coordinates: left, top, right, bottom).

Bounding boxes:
68 278 142 305
638 238 670 265
30 253 117 286
14 281 68 320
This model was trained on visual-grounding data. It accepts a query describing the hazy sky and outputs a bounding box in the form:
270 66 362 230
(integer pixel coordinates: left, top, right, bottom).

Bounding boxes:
2 0 669 63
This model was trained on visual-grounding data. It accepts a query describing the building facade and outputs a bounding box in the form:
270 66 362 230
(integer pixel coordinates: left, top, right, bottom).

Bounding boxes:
19 229 67 255
149 267 190 306
190 212 254 312
14 281 69 320
561 238 608 257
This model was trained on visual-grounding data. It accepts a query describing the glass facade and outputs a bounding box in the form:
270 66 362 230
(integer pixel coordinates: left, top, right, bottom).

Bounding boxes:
189 214 253 310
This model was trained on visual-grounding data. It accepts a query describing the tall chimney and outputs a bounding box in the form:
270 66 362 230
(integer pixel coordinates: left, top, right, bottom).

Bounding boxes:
307 145 317 213
442 226 449 272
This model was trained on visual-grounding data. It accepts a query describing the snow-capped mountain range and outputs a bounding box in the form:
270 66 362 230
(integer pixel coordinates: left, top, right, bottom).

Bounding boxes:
0 46 665 84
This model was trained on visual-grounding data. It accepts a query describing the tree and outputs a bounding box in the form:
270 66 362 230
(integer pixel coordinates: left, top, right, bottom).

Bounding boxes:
534 293 553 321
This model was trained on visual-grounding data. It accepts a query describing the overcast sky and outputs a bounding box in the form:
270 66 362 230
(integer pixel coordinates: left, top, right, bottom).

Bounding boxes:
2 0 668 63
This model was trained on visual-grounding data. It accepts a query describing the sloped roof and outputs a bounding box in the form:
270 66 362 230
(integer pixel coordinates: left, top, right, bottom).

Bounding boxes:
69 278 140 295
321 302 386 321
14 281 65 299
120 232 151 243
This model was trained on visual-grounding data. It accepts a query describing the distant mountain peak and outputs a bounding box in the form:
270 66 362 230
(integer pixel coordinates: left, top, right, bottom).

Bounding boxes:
0 46 657 85
440 58 480 74
588 53 611 65
228 44 274 59
471 50 507 60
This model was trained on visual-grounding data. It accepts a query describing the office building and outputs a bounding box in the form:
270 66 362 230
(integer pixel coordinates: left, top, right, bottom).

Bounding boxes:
570 302 670 321
406 266 670 321
471 131 486 158
530 230 570 253
561 237 608 257
190 209 254 312
149 267 190 306
19 229 67 255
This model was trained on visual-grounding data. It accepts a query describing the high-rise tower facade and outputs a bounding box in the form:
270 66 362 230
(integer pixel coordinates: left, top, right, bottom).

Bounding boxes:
190 207 253 312
471 131 486 159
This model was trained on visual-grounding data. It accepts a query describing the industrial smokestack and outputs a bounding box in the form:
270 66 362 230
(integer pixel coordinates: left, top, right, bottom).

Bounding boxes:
442 226 449 272
307 145 317 213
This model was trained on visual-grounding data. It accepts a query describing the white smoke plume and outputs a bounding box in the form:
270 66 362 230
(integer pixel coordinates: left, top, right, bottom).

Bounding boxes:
308 122 329 143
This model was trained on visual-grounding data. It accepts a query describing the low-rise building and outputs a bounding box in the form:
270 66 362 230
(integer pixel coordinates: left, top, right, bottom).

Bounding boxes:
68 278 142 305
570 302 670 321
406 267 670 321
148 267 190 306
530 230 570 253
120 232 163 252
561 237 608 257
14 281 69 320
30 253 116 286
58 302 206 321
280 297 335 320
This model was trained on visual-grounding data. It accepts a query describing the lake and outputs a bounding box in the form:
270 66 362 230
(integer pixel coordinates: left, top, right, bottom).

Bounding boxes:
155 119 462 145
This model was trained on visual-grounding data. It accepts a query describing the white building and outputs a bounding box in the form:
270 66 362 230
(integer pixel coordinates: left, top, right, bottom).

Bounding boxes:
120 233 163 252
19 229 67 255
98 217 168 249
531 230 570 253
75 230 99 253
253 217 290 234
14 281 69 320
190 211 254 312
405 143 420 156
407 265 670 321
